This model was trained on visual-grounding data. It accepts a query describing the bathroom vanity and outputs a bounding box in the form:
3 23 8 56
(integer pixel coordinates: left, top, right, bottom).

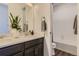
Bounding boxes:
0 34 44 56
0 3 46 56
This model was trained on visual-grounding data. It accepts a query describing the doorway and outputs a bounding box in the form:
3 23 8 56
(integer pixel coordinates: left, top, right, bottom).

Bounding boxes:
52 3 77 56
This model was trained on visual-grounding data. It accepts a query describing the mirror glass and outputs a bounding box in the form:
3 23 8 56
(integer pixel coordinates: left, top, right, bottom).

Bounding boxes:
0 3 41 36
8 3 34 34
0 4 8 36
22 4 34 32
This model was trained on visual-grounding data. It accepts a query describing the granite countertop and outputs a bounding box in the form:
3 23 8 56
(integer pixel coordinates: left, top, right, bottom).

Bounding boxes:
0 33 44 48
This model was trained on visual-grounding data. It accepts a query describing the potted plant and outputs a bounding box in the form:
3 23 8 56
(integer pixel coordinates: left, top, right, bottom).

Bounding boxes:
9 12 22 36
9 12 22 32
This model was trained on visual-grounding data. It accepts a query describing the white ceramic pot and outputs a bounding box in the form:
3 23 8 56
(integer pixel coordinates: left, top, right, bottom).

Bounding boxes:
10 29 20 37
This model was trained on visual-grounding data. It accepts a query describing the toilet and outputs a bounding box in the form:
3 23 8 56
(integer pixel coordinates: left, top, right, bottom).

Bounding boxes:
52 42 56 55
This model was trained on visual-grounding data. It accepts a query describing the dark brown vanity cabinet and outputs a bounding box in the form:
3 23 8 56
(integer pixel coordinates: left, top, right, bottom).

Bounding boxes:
13 52 24 56
24 38 44 56
24 44 43 56
34 44 43 56
0 37 44 56
0 43 24 56
25 47 35 56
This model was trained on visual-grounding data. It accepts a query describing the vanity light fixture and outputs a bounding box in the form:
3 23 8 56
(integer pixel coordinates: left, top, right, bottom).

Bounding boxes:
26 3 33 7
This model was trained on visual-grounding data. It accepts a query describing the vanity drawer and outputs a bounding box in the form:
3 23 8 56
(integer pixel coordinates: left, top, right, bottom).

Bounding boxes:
25 38 44 49
0 43 24 56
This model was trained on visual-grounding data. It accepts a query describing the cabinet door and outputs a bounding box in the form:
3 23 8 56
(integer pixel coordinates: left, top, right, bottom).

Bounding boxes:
0 43 24 56
35 44 43 56
25 47 35 56
13 52 24 56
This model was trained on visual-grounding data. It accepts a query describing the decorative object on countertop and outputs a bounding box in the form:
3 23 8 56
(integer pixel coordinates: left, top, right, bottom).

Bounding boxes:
73 15 77 35
41 17 47 32
22 7 28 32
23 23 28 32
29 30 34 35
9 12 22 32
31 30 34 35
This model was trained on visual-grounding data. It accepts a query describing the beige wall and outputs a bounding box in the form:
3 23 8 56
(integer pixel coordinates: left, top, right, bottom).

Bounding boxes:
34 4 52 56
77 4 79 56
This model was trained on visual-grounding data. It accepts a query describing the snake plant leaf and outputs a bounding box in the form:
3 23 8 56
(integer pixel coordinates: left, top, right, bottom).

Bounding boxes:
16 16 18 21
9 16 12 24
10 12 15 21
18 18 21 24
9 12 22 31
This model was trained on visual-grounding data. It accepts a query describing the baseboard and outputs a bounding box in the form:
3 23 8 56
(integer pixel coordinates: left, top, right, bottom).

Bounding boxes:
54 42 77 55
